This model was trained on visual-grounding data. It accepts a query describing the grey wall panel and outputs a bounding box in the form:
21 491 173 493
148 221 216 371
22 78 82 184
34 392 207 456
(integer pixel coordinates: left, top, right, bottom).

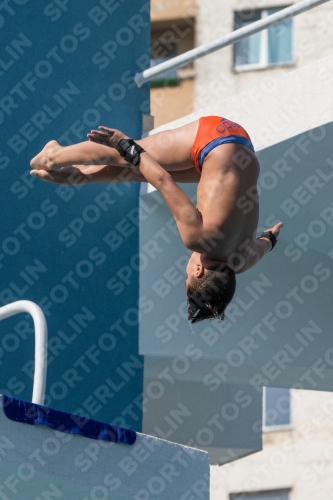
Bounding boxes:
142 356 263 465
139 122 333 392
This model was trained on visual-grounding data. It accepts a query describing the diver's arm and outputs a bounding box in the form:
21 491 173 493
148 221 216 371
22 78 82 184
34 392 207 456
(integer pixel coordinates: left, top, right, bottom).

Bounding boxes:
236 222 284 274
138 152 204 250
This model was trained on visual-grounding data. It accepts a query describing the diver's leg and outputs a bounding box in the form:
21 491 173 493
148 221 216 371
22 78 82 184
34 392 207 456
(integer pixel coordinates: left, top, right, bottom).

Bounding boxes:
30 163 145 185
31 120 199 172
30 140 129 171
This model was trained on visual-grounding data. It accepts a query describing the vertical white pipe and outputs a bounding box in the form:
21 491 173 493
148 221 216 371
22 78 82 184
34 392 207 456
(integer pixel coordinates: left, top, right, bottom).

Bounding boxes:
0 301 48 405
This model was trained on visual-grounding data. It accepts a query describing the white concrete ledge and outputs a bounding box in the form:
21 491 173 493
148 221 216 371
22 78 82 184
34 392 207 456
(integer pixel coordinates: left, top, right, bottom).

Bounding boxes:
0 395 210 500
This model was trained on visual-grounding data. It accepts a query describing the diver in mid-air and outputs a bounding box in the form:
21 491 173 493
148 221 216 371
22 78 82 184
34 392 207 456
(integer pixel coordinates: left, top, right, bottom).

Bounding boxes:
30 116 283 323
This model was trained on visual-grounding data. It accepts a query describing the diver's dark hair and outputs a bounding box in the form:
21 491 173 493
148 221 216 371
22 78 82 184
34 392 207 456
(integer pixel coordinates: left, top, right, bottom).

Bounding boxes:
187 266 236 323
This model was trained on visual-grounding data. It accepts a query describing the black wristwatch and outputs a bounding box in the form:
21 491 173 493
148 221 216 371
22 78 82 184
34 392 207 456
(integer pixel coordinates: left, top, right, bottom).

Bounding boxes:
116 139 146 166
257 231 277 251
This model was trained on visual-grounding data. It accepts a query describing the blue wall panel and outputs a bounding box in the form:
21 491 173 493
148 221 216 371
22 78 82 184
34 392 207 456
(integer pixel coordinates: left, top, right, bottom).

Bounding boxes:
0 0 150 430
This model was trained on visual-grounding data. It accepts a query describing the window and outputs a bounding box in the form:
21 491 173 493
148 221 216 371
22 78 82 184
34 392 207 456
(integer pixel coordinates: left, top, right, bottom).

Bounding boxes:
150 34 179 87
234 8 293 71
230 489 290 500
149 57 179 87
263 387 291 430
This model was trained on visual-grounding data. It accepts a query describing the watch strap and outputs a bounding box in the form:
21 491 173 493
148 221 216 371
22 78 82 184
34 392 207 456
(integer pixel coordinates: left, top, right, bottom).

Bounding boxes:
116 139 146 166
257 231 277 251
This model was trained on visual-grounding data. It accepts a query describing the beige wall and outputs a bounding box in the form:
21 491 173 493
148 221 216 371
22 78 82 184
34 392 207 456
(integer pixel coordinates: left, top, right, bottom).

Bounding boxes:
210 389 333 500
151 0 196 22
151 79 194 128
150 0 196 126
150 0 333 125
195 0 333 110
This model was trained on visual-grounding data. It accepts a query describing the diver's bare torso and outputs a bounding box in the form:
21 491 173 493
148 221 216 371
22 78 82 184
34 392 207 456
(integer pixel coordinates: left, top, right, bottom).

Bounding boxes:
140 119 260 269
196 143 260 268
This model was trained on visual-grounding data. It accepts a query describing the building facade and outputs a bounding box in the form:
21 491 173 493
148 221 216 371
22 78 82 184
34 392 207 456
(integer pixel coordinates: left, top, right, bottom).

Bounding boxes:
195 0 333 111
151 0 333 125
149 2 333 500
150 0 196 126
211 388 333 500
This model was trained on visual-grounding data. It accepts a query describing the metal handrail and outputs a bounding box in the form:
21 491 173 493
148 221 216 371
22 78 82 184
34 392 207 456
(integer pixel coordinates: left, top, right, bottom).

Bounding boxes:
135 0 332 87
0 301 47 405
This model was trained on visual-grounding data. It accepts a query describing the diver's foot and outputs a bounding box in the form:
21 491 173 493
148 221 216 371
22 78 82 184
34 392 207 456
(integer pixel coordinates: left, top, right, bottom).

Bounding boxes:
30 140 62 170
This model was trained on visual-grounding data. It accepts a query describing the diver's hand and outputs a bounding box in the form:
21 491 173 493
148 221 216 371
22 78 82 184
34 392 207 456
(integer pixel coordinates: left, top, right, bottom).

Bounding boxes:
265 222 284 239
87 126 129 148
259 222 284 248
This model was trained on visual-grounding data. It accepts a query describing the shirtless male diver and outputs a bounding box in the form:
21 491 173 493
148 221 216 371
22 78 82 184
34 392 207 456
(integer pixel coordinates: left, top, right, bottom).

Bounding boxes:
30 116 283 323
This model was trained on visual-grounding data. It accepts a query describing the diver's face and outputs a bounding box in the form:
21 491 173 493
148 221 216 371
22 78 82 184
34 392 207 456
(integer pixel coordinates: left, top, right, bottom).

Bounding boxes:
185 252 204 290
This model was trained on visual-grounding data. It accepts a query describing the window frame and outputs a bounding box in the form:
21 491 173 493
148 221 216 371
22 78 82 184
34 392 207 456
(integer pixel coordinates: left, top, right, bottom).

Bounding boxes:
263 386 293 433
149 56 180 87
230 488 291 500
233 7 295 72
150 34 180 87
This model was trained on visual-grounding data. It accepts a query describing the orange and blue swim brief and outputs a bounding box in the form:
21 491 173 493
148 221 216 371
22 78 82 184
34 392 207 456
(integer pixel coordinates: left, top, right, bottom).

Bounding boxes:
191 116 255 174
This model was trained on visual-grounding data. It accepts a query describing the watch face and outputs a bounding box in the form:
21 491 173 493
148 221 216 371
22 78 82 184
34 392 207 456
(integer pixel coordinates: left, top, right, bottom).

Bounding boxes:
128 145 137 158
